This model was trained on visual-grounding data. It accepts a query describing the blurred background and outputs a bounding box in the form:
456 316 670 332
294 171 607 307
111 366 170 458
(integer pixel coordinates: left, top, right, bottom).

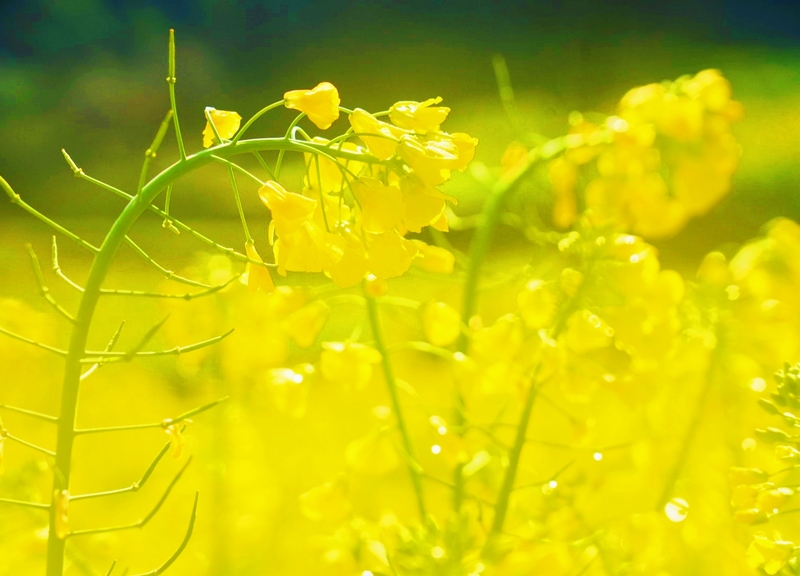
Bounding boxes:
1 2 799 575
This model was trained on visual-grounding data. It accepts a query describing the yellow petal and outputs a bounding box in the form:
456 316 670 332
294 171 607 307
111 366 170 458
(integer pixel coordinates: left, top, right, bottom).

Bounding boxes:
282 301 329 348
284 82 341 130
411 240 455 274
349 108 408 159
388 97 450 133
202 108 242 148
351 177 403 234
367 230 418 280
345 432 399 475
298 476 352 522
242 243 275 293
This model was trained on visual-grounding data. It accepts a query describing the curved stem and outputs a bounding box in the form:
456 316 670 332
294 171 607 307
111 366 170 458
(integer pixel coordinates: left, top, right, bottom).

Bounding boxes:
363 287 427 521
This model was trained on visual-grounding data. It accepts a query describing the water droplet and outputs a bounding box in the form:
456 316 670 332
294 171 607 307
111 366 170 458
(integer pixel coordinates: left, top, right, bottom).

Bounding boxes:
593 452 603 461
742 437 757 451
431 546 445 559
431 444 442 455
664 497 689 522
750 377 767 392
437 425 447 435
362 571 374 576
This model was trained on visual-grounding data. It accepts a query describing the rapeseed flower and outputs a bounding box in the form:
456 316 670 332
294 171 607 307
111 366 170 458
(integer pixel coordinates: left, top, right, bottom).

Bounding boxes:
388 97 450 133
284 82 340 130
202 108 241 148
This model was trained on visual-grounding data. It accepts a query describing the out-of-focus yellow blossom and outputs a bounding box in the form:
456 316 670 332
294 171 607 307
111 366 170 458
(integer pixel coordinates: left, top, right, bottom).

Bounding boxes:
561 69 741 239
564 310 614 354
747 532 795 575
299 476 352 522
282 301 329 348
411 240 455 274
284 82 341 130
241 242 275 293
320 341 382 389
734 508 769 525
398 135 459 188
263 365 313 418
517 280 558 330
345 432 399 475
757 487 794 512
352 177 403 234
53 490 69 539
501 141 528 174
548 157 578 229
202 108 241 148
349 108 408 160
388 97 450 133
164 421 187 458
367 230 418 280
471 314 523 364
422 301 461 347
559 267 583 297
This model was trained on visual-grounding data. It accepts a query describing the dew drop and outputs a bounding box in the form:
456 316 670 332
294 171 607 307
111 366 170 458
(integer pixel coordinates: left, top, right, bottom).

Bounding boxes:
593 452 603 461
431 546 445 559
362 571 374 576
431 444 442 455
664 497 689 522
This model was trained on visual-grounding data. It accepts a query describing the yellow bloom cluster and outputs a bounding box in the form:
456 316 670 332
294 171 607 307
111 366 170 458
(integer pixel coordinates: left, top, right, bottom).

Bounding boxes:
545 69 742 238
255 90 476 286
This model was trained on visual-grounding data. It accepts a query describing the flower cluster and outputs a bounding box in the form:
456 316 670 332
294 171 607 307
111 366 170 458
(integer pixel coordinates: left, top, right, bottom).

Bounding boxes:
542 69 742 239
265 85 475 286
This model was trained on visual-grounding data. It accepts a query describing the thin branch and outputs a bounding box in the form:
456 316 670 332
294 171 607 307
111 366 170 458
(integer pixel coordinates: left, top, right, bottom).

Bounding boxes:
226 163 253 243
80 328 234 364
512 460 575 491
67 457 192 538
6 432 56 456
105 561 117 576
0 497 50 510
100 274 240 300
50 236 85 292
26 244 75 323
210 155 265 185
0 404 58 423
56 160 275 271
129 492 199 576
138 110 174 194
71 426 185 501
80 321 125 381
74 398 226 436
1 174 100 254
167 29 186 160
124 237 212 289
0 326 67 356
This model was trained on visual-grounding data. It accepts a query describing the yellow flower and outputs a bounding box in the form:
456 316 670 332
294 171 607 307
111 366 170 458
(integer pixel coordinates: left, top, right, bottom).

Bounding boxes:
326 239 369 288
298 476 352 522
349 108 408 160
284 82 340 130
747 532 795 575
281 300 329 348
258 180 318 239
729 467 770 486
388 97 450 133
548 157 578 229
53 489 69 539
398 134 459 187
241 242 275 293
410 240 455 274
447 132 479 172
399 175 456 233
351 177 403 234
320 341 382 389
202 108 242 148
422 301 461 347
367 230 418 280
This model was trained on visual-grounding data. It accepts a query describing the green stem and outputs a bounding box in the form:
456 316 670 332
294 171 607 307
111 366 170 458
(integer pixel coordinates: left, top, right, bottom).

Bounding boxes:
363 287 427 521
167 30 185 161
35 136 378 576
